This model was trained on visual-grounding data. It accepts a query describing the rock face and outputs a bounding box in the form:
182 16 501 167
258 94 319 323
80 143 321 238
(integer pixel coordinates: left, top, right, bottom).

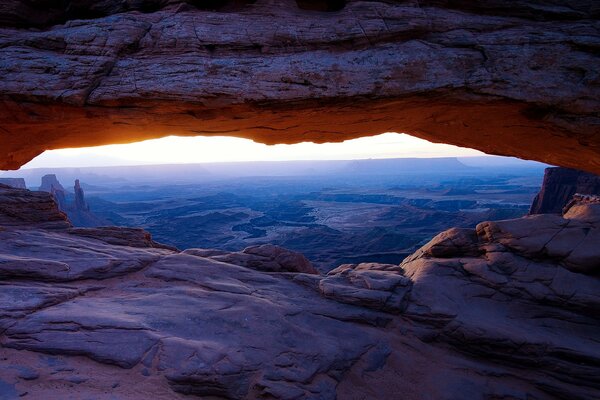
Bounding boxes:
68 226 178 250
0 181 599 399
38 175 108 227
39 174 65 193
67 178 110 227
0 1 599 172
399 198 600 398
73 179 88 212
0 178 25 189
39 174 68 210
530 166 600 214
0 184 71 230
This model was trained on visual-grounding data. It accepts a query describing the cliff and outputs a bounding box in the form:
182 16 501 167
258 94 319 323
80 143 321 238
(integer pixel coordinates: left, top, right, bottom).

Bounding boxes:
0 0 599 173
37 174 108 227
530 167 600 214
73 179 88 212
39 174 65 193
0 178 26 189
0 183 598 399
0 184 71 229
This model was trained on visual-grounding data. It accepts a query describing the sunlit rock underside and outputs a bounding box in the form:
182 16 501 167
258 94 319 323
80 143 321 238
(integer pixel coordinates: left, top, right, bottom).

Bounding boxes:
0 0 599 171
1 173 599 399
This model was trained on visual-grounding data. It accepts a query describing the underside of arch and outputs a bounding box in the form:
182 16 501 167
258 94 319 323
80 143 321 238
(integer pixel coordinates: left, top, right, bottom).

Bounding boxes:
0 0 598 171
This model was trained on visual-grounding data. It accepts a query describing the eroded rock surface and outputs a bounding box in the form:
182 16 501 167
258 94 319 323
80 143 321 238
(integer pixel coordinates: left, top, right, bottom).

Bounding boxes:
0 178 25 189
298 263 412 313
0 0 599 172
39 174 65 194
187 244 319 274
0 184 71 230
68 226 178 250
0 186 599 399
401 197 600 398
37 174 111 228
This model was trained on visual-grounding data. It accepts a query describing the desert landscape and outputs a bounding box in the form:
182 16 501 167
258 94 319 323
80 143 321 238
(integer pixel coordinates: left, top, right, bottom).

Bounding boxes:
0 163 599 399
4 157 547 271
0 0 599 399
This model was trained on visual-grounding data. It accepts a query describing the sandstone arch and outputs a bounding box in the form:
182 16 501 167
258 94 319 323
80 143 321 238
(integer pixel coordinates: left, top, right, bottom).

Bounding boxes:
0 0 598 171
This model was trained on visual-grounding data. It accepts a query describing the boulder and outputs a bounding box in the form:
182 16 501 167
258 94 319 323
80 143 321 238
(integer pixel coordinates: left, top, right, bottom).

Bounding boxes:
318 263 412 313
205 244 319 274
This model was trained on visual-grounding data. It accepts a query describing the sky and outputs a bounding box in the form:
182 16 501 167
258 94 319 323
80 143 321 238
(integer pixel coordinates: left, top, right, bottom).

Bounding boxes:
19 133 485 169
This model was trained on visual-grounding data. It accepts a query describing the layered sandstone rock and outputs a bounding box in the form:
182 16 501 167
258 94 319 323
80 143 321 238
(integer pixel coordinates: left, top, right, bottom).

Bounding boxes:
530 166 600 214
68 226 178 250
0 181 599 399
399 199 600 398
0 0 599 172
73 179 87 211
0 184 71 229
39 174 68 210
312 263 411 313
38 175 109 227
186 244 319 274
39 174 66 194
0 178 26 189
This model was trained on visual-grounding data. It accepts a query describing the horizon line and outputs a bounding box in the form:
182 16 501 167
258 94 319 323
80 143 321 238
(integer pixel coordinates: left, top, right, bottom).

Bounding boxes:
9 154 534 172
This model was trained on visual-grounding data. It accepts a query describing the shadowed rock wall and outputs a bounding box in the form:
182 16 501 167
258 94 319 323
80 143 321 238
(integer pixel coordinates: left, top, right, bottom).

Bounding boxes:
530 167 600 214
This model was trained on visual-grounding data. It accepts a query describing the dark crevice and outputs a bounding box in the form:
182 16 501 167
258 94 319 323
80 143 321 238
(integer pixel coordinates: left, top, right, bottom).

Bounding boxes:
2 0 598 29
185 0 256 12
0 0 169 28
296 0 346 12
417 0 599 21
0 0 257 29
521 104 558 121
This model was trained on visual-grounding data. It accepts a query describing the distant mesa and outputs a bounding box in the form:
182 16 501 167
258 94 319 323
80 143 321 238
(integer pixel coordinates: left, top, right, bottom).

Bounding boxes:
342 157 473 175
530 167 600 214
39 174 65 193
0 178 26 189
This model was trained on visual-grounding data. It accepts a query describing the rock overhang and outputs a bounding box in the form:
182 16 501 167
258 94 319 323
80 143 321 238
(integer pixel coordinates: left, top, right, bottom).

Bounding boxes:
0 0 598 171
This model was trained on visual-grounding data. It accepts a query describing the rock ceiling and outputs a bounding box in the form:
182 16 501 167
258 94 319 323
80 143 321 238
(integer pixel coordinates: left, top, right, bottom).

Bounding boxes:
0 0 598 171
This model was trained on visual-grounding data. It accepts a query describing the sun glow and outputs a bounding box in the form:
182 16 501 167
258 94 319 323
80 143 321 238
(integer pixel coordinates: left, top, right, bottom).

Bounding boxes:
20 133 484 169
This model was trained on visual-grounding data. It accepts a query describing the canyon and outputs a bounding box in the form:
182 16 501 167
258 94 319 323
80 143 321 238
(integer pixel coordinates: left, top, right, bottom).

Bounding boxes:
1 158 544 271
0 1 599 399
0 173 599 399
